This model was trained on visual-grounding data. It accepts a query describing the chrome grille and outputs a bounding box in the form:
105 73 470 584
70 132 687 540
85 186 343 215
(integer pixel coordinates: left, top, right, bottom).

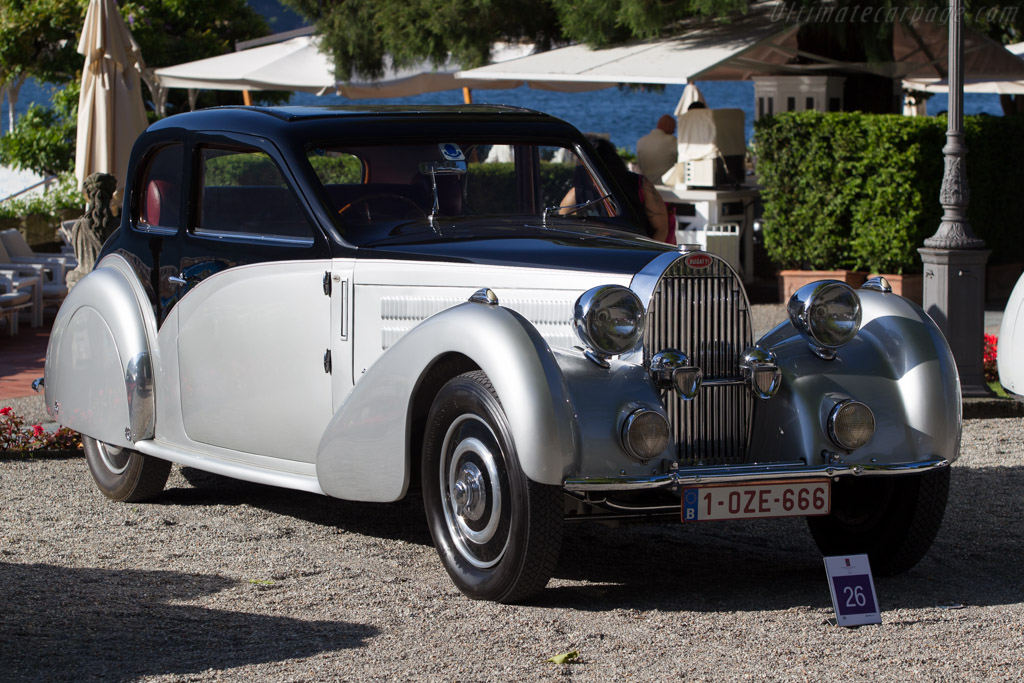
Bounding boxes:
644 256 753 466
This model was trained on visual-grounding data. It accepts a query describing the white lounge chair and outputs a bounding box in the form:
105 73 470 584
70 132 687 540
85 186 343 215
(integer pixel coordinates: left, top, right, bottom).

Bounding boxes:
0 228 76 281
0 240 64 323
0 269 39 335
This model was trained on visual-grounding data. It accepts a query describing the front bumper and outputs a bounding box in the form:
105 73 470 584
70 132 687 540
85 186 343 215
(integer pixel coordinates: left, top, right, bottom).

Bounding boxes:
564 458 950 492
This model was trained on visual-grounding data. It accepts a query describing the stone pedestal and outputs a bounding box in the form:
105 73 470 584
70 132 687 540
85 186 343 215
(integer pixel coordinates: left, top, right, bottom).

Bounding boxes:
919 247 991 396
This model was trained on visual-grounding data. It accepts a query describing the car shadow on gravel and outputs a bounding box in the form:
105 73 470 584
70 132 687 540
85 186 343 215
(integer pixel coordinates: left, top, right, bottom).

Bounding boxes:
539 465 1024 614
0 562 377 683
160 464 1022 615
166 467 435 546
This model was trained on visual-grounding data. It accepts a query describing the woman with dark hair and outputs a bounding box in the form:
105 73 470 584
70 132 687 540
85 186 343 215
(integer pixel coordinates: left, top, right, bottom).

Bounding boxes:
584 136 672 244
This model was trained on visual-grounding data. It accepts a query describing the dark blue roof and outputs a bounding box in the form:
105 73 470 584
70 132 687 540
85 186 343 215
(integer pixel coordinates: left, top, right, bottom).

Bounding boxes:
146 104 565 135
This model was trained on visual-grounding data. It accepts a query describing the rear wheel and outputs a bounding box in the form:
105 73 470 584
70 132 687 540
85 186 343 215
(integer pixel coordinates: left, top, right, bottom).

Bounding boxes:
807 467 950 575
83 436 171 502
422 371 562 603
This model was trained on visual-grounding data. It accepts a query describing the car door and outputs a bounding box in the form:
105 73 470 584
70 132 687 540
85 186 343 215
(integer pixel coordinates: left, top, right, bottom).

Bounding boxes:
171 134 336 464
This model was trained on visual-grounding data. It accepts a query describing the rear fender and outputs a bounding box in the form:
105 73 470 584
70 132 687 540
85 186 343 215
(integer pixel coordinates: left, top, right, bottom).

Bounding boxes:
44 254 158 447
316 301 577 502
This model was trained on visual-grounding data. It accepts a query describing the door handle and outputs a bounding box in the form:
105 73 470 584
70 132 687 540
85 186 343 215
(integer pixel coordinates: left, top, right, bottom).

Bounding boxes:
168 274 201 288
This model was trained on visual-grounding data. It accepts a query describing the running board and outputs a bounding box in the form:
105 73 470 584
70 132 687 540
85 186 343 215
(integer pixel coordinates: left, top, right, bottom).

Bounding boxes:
135 440 325 495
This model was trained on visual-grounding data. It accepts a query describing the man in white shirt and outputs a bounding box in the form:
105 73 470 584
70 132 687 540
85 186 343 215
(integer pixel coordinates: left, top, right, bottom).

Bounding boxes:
636 114 677 184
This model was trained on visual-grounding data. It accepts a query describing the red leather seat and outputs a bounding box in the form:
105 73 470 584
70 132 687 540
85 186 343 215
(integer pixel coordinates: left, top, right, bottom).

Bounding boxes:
144 180 177 227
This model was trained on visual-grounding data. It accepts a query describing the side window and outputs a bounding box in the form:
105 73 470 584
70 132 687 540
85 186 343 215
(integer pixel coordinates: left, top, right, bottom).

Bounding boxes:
197 147 315 244
136 144 183 233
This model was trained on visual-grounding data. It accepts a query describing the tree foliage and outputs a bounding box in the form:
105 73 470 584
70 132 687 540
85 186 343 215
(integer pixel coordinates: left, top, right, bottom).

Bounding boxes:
0 80 79 176
119 0 274 114
283 0 750 81
0 0 85 86
282 0 1024 82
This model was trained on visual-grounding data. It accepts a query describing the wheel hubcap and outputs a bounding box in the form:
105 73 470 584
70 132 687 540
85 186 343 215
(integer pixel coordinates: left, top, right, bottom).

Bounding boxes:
97 441 130 475
440 414 510 569
453 461 486 521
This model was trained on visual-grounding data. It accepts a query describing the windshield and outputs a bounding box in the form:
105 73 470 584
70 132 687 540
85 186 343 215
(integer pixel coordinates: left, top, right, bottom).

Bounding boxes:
306 140 626 245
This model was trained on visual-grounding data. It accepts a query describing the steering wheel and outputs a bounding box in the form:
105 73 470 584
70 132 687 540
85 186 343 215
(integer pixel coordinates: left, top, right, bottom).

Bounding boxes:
338 194 426 224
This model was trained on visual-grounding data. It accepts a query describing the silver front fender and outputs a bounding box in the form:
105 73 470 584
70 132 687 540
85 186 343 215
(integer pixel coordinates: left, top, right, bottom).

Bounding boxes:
754 288 962 467
316 301 577 502
44 254 158 447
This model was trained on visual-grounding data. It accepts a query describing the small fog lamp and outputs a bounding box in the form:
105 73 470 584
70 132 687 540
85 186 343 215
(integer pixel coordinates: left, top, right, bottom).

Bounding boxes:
649 349 703 400
740 347 782 400
621 409 670 462
828 400 875 451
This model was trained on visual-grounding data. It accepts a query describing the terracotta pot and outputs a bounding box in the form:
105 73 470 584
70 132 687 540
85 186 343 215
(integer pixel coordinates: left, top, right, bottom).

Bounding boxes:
868 273 923 306
778 270 868 303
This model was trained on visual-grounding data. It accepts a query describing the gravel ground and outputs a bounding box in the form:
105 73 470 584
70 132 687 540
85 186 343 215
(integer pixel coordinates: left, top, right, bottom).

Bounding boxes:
2 418 1023 682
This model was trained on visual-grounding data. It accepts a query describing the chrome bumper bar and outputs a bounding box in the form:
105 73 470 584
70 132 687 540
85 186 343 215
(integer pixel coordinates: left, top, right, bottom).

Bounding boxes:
564 458 950 492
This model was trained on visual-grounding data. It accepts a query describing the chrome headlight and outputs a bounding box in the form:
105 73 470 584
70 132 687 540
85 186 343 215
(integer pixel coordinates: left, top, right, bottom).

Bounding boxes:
573 285 645 362
827 400 875 451
787 280 862 359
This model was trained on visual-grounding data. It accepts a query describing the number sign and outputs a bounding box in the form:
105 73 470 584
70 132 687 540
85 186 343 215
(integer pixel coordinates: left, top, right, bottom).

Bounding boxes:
823 554 881 627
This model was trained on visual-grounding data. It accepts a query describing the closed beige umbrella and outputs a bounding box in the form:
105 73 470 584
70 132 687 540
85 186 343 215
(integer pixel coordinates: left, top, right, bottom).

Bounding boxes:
75 0 149 196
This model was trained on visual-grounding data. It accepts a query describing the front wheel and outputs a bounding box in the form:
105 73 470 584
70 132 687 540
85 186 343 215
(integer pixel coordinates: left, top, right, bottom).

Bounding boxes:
422 371 562 603
807 467 951 575
83 436 171 502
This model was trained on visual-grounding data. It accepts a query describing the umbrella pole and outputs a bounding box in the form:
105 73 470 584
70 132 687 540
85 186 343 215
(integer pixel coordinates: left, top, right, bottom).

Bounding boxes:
243 89 252 106
462 87 473 104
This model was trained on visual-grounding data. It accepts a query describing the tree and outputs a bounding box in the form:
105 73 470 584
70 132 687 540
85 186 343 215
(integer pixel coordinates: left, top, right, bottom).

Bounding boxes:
0 80 78 175
283 0 1024 113
2 1 275 132
119 0 274 116
0 0 84 132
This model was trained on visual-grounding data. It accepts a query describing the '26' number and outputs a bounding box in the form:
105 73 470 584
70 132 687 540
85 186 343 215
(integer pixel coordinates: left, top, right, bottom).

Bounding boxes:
843 585 867 608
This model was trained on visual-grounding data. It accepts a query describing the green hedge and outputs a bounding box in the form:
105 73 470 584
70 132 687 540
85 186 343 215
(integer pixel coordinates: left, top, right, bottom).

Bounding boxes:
754 111 1023 274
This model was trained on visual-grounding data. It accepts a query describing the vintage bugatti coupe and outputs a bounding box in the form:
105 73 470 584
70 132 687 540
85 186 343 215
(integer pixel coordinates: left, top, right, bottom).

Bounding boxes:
43 106 961 602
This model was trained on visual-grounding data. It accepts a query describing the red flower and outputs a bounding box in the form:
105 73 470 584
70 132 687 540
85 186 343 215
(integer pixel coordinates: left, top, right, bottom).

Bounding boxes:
983 334 999 382
0 406 11 416
32 424 44 437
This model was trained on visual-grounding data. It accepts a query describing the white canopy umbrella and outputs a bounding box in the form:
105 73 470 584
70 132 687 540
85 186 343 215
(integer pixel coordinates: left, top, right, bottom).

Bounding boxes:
154 35 333 94
75 0 149 195
455 17 796 86
903 41 1024 95
457 11 1024 87
674 83 707 116
153 35 601 100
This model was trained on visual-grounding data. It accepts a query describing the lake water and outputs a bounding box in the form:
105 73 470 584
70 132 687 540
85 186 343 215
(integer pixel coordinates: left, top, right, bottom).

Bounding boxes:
1 77 1006 154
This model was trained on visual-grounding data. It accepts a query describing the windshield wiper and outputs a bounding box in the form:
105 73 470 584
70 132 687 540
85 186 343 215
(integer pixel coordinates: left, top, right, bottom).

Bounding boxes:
542 193 611 226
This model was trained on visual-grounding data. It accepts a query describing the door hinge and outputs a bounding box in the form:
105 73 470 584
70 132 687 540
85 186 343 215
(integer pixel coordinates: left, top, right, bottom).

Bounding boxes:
323 349 332 374
323 271 332 296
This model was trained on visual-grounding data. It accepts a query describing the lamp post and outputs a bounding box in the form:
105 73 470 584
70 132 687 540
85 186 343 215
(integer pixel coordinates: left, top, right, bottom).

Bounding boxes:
919 0 991 397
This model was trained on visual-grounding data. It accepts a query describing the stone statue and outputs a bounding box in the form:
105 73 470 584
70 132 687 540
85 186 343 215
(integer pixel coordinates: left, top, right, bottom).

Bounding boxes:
66 173 120 289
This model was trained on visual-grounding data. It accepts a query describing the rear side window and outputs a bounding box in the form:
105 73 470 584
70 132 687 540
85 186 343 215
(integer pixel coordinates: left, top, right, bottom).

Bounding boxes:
136 144 183 234
197 147 315 245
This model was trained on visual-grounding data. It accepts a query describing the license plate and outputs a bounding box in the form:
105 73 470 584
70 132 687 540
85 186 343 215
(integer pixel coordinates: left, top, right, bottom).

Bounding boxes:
681 481 830 522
